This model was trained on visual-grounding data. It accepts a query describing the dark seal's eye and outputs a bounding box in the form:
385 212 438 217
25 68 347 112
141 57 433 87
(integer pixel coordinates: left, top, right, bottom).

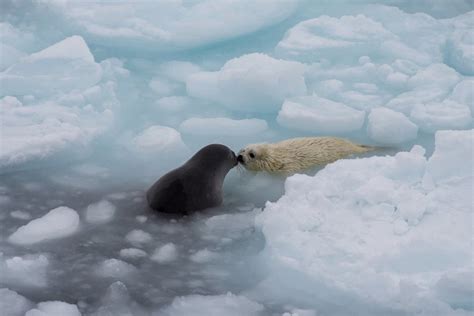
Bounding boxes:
249 152 255 159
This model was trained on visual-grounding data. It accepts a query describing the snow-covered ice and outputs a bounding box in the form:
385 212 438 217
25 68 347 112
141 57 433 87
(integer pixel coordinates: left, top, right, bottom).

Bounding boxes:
8 207 80 245
1 1 473 315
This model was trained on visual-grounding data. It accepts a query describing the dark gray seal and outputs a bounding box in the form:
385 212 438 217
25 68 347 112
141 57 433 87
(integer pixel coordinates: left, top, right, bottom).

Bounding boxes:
146 144 237 215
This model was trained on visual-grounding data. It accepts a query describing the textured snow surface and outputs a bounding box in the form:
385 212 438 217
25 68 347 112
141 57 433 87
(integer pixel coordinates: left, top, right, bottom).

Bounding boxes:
1 1 473 315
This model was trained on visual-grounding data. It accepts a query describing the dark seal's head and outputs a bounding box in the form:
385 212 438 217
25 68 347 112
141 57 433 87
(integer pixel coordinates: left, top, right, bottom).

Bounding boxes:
186 144 237 173
147 144 237 215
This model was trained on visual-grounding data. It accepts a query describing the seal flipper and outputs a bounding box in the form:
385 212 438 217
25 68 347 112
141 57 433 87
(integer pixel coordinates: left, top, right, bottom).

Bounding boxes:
147 179 187 214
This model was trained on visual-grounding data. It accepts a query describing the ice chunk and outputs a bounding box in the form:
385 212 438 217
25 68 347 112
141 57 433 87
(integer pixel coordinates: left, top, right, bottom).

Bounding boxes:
410 100 472 133
425 129 473 183
119 248 147 259
149 77 182 96
187 53 307 112
407 63 460 89
8 207 80 245
0 36 102 96
189 249 218 263
0 253 49 288
125 229 152 246
367 107 418 144
28 36 94 62
96 259 136 279
277 14 396 61
255 131 472 311
91 281 146 316
131 125 187 153
277 95 365 134
52 1 299 51
0 288 33 316
158 292 264 316
151 243 178 264
205 210 258 240
0 97 113 169
85 200 116 224
434 270 474 310
450 79 474 112
25 301 81 316
180 117 268 136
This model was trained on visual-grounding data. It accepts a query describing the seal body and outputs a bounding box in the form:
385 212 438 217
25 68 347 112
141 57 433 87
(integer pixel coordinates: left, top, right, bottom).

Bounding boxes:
147 144 237 214
237 137 374 174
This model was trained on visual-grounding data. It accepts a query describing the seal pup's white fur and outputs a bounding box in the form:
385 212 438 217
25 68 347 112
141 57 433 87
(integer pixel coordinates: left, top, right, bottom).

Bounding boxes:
238 137 375 174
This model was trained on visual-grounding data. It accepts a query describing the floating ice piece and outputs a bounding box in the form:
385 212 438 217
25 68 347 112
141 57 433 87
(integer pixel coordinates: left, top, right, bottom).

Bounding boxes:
255 130 472 312
151 243 178 264
91 281 146 316
205 210 258 240
407 63 460 89
0 97 113 169
149 77 182 96
277 95 365 134
119 248 147 259
158 292 264 316
410 100 472 133
125 229 152 246
85 200 116 224
25 301 81 316
187 53 307 112
180 117 268 136
10 210 32 220
367 107 418 144
189 249 218 263
385 88 448 115
96 259 136 279
0 288 33 316
0 36 102 96
131 125 187 153
0 253 49 288
8 207 80 245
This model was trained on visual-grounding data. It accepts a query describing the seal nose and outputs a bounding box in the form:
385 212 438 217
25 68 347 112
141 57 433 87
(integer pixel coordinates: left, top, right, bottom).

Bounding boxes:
237 155 244 163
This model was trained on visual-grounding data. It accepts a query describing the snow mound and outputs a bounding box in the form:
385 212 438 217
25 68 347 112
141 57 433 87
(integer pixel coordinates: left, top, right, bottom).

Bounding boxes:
25 301 81 316
131 125 187 153
187 53 307 112
85 200 116 224
157 292 264 316
256 129 473 313
367 107 418 144
0 253 49 288
180 117 268 136
8 207 80 245
151 243 178 264
0 288 33 316
0 36 102 96
277 95 365 134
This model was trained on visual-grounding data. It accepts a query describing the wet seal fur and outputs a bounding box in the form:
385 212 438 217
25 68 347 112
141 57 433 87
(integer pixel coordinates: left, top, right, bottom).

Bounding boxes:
147 144 237 215
237 137 375 174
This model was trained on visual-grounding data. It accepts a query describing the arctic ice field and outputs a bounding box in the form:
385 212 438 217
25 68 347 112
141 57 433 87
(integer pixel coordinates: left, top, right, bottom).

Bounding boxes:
0 0 473 315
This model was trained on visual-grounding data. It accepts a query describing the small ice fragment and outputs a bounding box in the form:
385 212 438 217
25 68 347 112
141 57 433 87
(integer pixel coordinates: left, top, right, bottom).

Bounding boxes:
151 243 178 264
119 248 147 259
85 200 116 224
125 229 152 246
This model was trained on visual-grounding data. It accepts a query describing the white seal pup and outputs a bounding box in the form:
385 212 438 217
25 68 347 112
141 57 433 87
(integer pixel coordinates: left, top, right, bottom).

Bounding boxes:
237 137 375 174
147 144 237 215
